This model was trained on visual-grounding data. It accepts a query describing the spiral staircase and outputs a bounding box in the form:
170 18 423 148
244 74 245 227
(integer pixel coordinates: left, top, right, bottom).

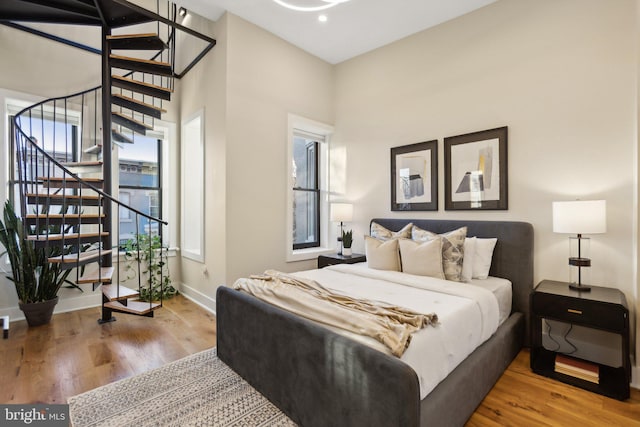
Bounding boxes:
0 0 215 323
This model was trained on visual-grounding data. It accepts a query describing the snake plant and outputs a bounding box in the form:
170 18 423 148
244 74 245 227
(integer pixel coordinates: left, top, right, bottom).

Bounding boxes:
0 200 76 303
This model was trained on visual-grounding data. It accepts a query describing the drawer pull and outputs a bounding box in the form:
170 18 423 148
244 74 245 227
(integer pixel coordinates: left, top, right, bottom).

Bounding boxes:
567 309 583 315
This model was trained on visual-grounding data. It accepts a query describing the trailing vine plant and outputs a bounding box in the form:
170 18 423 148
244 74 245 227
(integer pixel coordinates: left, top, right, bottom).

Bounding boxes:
122 234 177 302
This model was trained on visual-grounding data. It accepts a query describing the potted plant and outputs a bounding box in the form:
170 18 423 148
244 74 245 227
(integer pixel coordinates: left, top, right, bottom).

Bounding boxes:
0 200 77 326
122 233 177 301
342 229 353 256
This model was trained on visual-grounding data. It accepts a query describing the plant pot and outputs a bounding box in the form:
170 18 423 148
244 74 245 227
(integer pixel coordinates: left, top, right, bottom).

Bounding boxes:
343 247 352 256
19 297 58 327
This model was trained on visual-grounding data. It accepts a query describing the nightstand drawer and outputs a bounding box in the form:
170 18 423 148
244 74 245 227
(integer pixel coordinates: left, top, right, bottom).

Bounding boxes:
318 254 366 269
532 293 626 332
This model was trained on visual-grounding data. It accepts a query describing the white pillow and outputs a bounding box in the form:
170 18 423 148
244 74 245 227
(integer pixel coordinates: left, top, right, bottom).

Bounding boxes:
365 236 401 271
398 238 445 279
472 238 498 279
461 237 476 283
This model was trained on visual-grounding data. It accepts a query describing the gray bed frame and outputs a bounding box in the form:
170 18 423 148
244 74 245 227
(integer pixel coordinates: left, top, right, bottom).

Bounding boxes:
217 219 533 426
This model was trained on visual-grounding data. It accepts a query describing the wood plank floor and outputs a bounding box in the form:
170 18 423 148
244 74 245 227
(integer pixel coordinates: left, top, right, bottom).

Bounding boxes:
1 294 638 426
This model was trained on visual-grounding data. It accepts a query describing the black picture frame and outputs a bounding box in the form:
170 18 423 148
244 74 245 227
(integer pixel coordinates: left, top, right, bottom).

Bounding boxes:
390 140 438 211
444 126 508 210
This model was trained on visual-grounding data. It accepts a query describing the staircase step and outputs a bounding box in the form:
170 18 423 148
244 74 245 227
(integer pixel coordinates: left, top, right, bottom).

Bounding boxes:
77 267 114 284
107 33 167 50
112 112 152 135
39 176 103 190
84 144 102 154
109 54 172 76
26 193 102 206
60 161 103 174
25 213 105 226
111 75 172 101
60 161 103 168
27 231 109 247
112 94 165 119
112 129 134 144
101 284 139 301
48 249 112 267
104 300 161 315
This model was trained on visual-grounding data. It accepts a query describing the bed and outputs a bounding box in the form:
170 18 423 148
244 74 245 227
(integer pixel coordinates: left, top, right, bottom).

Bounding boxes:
216 219 534 426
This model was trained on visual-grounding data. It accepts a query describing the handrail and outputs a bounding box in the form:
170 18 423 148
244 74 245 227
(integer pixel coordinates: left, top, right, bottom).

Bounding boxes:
8 0 185 321
13 108 167 227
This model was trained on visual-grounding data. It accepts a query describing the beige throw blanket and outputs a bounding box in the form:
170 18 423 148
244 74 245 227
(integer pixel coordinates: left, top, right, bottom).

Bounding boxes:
232 270 438 357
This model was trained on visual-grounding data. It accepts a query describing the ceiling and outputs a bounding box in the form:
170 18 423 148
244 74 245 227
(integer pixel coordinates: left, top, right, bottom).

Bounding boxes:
173 0 497 64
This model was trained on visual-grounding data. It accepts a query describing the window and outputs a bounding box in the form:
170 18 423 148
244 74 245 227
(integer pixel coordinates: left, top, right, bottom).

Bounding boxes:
118 136 162 245
286 114 333 261
8 112 79 209
292 135 320 249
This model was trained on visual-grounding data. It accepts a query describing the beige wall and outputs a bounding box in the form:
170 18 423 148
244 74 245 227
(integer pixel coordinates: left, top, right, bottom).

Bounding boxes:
224 14 334 282
0 25 101 96
178 13 334 307
178 13 227 309
334 0 638 377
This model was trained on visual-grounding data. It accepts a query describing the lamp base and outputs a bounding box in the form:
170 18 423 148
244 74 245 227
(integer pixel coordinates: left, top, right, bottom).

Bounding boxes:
568 283 591 292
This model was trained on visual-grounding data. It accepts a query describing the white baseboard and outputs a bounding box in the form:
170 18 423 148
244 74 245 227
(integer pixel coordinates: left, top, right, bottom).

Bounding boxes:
178 282 217 315
632 366 639 390
0 292 102 323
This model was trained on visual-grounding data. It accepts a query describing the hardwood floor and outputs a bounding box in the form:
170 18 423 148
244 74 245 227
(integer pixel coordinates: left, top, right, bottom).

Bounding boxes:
469 350 640 426
1 294 638 426
0 294 216 404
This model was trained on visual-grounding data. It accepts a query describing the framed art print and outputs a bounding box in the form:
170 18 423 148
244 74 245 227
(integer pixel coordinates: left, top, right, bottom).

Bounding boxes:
390 140 438 211
444 126 508 210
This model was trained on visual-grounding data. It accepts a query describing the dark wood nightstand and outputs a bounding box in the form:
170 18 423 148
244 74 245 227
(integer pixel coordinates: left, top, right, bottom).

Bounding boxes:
317 253 366 269
530 280 630 400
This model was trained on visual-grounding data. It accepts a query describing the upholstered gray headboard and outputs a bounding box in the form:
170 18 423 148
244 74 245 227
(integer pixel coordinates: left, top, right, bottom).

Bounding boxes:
370 218 534 345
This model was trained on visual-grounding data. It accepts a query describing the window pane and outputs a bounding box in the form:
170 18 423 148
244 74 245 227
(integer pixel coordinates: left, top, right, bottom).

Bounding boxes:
118 136 161 246
293 189 318 246
119 192 131 219
118 188 160 245
292 137 316 189
119 137 159 187
14 117 76 182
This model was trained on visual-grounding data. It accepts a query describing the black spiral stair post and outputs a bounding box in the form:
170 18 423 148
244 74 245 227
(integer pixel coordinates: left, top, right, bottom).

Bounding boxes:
99 23 115 324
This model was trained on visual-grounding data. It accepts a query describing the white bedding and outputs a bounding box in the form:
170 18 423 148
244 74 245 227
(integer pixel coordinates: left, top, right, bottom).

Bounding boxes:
292 263 506 399
469 276 512 325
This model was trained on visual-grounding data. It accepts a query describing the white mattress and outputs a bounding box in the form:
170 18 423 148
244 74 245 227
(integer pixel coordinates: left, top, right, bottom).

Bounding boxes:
292 263 505 399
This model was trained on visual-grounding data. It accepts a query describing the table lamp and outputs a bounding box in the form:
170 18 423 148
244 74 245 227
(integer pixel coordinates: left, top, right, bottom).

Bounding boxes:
552 200 606 292
330 203 353 255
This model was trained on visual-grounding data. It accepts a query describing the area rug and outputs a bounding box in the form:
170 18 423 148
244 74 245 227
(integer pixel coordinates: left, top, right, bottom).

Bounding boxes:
68 348 296 427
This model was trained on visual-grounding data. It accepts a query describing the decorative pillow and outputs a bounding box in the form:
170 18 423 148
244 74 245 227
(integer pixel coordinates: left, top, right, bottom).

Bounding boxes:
398 238 445 279
461 237 476 283
412 225 467 282
370 222 413 241
365 236 401 271
473 238 498 279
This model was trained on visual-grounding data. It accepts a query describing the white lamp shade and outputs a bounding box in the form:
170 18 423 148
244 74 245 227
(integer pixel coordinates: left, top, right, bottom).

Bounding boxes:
552 200 606 234
330 203 353 222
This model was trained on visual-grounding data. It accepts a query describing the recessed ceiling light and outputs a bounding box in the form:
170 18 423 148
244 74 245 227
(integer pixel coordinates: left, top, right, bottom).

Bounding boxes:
318 14 328 22
272 0 350 13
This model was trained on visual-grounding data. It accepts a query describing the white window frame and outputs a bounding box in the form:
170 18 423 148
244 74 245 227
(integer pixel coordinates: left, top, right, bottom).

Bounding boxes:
286 114 334 262
180 108 205 263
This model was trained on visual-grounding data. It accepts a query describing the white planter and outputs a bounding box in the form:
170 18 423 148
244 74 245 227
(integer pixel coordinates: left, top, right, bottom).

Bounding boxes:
343 247 352 256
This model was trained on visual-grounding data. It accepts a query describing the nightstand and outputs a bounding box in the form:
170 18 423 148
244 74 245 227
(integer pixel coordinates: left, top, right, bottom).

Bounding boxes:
530 280 630 400
317 253 366 269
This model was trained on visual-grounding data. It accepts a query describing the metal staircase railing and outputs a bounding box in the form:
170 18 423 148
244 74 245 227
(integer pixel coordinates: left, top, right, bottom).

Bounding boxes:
5 0 216 323
12 91 168 320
